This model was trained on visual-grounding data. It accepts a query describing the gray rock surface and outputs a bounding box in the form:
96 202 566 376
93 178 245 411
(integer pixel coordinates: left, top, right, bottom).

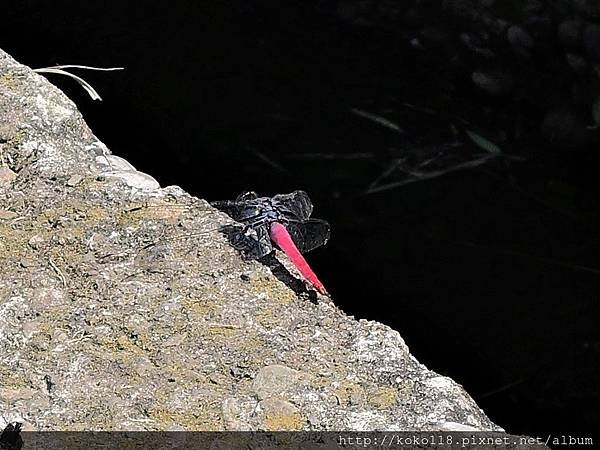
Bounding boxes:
1 47 502 432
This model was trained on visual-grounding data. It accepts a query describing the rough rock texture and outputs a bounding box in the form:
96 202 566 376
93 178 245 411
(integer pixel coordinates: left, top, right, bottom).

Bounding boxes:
1 47 501 432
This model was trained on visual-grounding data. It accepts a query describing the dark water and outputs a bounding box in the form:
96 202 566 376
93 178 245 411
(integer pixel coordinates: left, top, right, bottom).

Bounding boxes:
3 1 598 437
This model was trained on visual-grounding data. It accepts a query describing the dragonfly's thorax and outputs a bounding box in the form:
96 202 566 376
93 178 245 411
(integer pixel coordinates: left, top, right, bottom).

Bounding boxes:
247 197 290 225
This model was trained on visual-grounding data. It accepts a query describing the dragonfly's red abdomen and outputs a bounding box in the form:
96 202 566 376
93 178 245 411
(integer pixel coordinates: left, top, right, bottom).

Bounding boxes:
269 221 328 295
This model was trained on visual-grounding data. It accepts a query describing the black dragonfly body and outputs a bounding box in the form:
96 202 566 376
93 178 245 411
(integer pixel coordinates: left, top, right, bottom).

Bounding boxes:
211 190 330 293
211 190 330 258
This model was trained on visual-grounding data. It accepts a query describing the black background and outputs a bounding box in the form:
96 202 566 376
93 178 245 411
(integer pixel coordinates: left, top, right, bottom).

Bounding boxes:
2 0 598 437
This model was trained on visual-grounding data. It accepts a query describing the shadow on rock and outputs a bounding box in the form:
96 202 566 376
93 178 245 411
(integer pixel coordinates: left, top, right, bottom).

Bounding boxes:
219 224 318 303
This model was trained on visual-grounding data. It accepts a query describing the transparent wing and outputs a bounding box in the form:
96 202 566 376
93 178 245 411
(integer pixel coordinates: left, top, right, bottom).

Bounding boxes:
272 190 313 221
211 199 242 217
211 194 261 222
211 192 257 213
236 191 258 202
285 219 330 253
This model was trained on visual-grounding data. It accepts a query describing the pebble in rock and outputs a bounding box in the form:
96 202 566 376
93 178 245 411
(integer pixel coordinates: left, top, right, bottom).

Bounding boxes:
0 166 17 186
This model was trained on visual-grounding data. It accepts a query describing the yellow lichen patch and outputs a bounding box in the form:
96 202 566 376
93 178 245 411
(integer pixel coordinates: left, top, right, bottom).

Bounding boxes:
261 397 304 431
5 128 27 149
206 324 239 338
235 333 268 359
0 201 114 270
0 366 29 390
201 323 265 359
36 204 108 229
0 73 17 88
0 225 31 261
367 386 399 409
264 411 304 431
253 305 279 329
116 334 134 350
118 201 190 226
249 275 296 306
182 295 219 321
147 407 222 431
77 204 109 225
334 381 365 406
161 364 208 387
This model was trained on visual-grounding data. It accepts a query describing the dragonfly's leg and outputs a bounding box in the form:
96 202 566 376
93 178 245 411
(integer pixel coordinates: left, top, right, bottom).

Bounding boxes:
229 218 272 259
242 216 269 233
210 200 239 208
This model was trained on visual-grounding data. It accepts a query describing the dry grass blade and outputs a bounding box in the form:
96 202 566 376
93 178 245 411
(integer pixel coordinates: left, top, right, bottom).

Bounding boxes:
465 130 502 154
366 153 499 194
251 148 289 173
367 157 406 191
33 65 124 101
351 108 405 134
37 64 124 71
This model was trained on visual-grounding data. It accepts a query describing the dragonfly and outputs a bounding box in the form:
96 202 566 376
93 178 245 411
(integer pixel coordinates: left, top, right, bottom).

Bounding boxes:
211 190 330 295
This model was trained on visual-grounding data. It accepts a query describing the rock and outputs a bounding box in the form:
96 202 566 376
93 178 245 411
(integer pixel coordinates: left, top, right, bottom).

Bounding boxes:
0 45 509 433
258 397 304 431
66 174 84 187
0 209 18 220
438 421 481 431
252 365 306 400
0 388 37 403
95 154 137 172
102 170 161 190
366 386 399 409
0 166 17 186
221 398 251 431
95 154 161 190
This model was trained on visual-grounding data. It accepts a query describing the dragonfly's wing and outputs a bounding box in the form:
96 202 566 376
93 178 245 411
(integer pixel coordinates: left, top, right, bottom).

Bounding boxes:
211 200 242 217
212 198 262 223
272 190 313 220
236 191 258 202
213 192 265 223
285 219 330 253
225 224 273 259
